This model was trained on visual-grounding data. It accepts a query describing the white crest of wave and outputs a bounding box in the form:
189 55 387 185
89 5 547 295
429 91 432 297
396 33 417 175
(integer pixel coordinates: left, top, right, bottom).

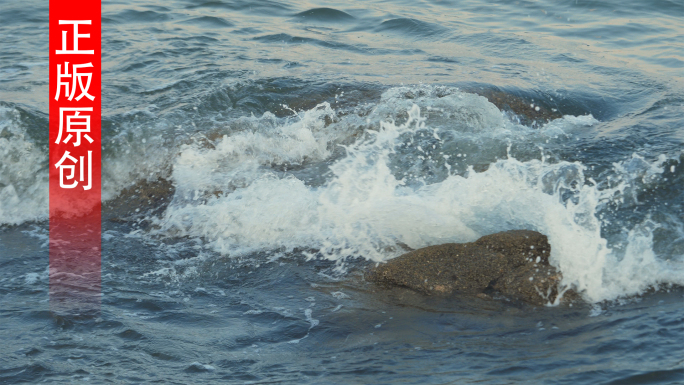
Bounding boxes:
171 104 338 200
0 107 48 225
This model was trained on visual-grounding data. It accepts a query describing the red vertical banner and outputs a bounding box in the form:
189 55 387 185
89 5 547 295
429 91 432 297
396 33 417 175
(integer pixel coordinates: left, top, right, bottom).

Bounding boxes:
49 0 101 314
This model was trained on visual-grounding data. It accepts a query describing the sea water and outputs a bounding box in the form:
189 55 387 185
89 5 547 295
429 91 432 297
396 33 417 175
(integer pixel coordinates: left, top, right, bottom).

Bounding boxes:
1 0 683 383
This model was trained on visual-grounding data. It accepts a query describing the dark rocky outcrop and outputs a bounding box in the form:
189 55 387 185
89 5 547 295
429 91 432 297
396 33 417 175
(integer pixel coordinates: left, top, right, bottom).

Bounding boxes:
103 177 175 225
474 90 563 125
367 230 576 306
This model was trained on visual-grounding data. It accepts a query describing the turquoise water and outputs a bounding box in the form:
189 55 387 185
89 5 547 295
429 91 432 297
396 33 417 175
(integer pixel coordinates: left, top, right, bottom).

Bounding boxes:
1 0 684 383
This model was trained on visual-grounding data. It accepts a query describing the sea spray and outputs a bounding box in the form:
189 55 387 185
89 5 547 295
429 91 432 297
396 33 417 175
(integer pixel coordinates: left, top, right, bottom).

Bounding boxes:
151 94 683 303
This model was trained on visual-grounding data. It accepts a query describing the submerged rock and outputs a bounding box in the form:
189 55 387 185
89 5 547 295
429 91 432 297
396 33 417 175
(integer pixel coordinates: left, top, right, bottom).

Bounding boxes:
367 230 575 306
104 177 175 224
472 89 564 125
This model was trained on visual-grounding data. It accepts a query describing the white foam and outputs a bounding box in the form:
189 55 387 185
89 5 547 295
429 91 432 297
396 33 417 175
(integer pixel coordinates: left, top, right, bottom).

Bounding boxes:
170 103 345 201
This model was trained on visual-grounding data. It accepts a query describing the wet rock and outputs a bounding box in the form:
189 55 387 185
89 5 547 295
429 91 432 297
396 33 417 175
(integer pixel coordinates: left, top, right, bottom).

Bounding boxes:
103 177 175 224
366 230 576 306
471 89 563 126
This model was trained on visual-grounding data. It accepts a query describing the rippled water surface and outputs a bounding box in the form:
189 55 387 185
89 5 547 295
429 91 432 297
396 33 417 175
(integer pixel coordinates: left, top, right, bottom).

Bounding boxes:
1 0 684 383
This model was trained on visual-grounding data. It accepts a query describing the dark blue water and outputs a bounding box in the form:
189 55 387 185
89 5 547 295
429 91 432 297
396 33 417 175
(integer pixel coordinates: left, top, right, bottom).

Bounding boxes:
1 0 684 383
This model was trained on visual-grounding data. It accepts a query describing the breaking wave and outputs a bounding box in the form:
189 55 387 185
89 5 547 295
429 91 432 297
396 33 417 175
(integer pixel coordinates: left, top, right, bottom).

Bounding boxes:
2 85 683 303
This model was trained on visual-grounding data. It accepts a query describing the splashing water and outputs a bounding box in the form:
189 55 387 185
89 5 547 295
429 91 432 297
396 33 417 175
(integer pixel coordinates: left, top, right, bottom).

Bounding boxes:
150 89 684 303
0 107 48 225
